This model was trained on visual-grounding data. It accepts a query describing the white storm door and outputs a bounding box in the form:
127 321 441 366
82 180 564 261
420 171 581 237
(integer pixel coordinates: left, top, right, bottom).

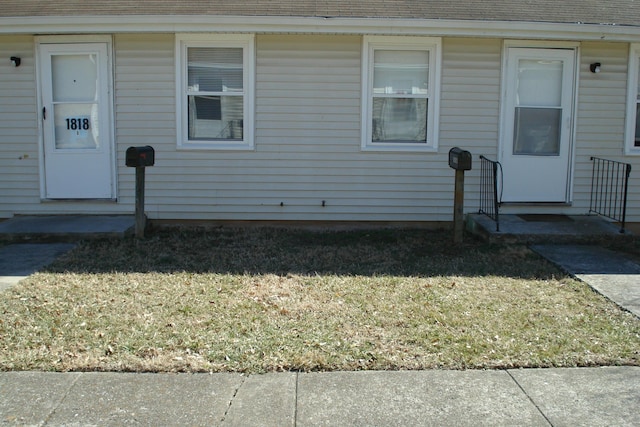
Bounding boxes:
500 48 576 202
40 43 114 199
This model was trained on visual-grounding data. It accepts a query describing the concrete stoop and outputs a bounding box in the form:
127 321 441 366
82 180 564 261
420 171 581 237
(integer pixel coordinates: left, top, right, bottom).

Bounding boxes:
466 213 632 244
0 215 135 242
0 213 632 245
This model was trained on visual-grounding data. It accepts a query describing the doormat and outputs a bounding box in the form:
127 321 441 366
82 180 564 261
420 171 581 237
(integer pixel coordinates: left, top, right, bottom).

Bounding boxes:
517 214 574 222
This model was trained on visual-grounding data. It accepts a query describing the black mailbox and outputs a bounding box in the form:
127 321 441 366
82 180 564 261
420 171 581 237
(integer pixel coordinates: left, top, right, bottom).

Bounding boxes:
448 147 472 171
126 146 155 167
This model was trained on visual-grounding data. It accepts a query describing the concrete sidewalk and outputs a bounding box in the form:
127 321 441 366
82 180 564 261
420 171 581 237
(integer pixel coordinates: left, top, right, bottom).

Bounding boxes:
1 367 639 426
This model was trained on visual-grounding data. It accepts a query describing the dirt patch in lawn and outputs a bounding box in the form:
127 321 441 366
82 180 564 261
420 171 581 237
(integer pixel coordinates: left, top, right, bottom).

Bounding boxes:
0 227 638 372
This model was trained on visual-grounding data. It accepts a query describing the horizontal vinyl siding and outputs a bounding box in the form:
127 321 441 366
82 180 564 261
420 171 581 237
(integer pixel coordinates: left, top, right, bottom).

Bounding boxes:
439 38 502 213
140 34 466 222
109 36 640 224
0 36 39 218
574 41 640 222
87 34 505 222
251 35 448 221
7 33 640 224
114 33 176 215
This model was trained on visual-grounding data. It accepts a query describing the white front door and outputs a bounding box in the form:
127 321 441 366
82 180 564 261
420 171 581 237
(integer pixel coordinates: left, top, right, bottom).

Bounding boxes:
500 47 576 202
39 42 114 199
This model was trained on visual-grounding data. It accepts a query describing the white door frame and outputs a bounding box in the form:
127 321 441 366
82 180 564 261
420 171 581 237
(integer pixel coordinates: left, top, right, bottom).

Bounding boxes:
499 41 580 203
36 35 116 200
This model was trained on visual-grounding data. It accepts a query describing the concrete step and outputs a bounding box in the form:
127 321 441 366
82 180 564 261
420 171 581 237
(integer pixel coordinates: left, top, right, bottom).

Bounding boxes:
0 215 135 242
466 213 632 244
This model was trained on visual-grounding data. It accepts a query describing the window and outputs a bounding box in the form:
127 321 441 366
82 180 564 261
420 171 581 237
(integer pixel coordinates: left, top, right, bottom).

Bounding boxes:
176 34 254 150
361 36 441 151
626 44 640 155
512 59 564 156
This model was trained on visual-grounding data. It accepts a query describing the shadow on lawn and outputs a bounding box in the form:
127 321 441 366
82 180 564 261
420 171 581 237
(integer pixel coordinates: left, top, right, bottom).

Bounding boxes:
43 227 563 279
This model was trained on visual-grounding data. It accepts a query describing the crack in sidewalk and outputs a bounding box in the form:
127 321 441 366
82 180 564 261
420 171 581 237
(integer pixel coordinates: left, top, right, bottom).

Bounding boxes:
41 373 82 426
293 372 299 427
506 370 553 426
220 374 247 425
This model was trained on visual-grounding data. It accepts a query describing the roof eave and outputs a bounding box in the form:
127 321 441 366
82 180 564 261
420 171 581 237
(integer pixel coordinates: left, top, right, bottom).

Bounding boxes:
2 15 640 42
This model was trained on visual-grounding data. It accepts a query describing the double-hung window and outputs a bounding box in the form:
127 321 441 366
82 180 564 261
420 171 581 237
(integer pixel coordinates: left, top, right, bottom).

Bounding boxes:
176 34 254 150
361 36 441 151
626 43 640 154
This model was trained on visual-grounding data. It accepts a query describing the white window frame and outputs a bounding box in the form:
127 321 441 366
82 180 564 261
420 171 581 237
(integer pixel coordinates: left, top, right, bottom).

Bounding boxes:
361 36 441 152
176 34 255 150
625 43 640 155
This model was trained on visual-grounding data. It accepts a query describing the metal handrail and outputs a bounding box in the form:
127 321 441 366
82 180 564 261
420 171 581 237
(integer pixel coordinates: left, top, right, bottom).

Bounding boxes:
479 155 500 231
589 157 631 233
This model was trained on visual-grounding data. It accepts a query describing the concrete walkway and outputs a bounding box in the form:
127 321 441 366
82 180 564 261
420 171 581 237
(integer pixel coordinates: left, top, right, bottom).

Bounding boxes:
0 243 76 292
0 214 133 290
532 244 640 318
1 367 639 426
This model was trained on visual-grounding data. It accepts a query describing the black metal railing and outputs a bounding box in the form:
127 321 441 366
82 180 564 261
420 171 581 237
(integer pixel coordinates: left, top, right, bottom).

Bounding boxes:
589 156 632 233
479 155 500 231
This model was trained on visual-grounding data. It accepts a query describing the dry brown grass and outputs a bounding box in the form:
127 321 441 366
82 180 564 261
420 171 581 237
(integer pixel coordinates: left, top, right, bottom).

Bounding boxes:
0 227 638 373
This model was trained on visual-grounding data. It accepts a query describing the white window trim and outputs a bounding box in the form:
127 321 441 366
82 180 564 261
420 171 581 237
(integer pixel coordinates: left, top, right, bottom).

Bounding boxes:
361 36 441 152
625 43 640 155
175 33 255 150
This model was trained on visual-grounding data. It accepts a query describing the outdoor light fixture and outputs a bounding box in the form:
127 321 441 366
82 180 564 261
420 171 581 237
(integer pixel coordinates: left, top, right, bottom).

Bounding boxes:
10 56 21 67
590 62 601 73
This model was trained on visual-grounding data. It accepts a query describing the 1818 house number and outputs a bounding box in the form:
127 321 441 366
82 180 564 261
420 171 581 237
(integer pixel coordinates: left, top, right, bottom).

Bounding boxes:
65 117 90 131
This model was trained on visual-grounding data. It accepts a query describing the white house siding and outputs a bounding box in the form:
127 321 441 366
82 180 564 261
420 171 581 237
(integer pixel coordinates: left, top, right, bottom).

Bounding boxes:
573 41 640 222
250 34 444 222
0 35 39 218
113 36 640 224
439 37 502 214
3 33 640 223
113 34 175 215
140 34 491 222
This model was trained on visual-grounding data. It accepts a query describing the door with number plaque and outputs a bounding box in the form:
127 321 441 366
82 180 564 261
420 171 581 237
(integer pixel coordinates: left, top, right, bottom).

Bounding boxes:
39 42 114 199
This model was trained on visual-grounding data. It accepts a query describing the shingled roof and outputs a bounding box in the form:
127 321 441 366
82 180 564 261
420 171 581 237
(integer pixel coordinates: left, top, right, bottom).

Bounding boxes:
1 0 639 27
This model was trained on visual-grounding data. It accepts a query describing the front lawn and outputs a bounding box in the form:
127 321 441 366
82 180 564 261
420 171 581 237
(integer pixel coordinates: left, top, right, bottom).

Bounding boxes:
0 227 638 372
